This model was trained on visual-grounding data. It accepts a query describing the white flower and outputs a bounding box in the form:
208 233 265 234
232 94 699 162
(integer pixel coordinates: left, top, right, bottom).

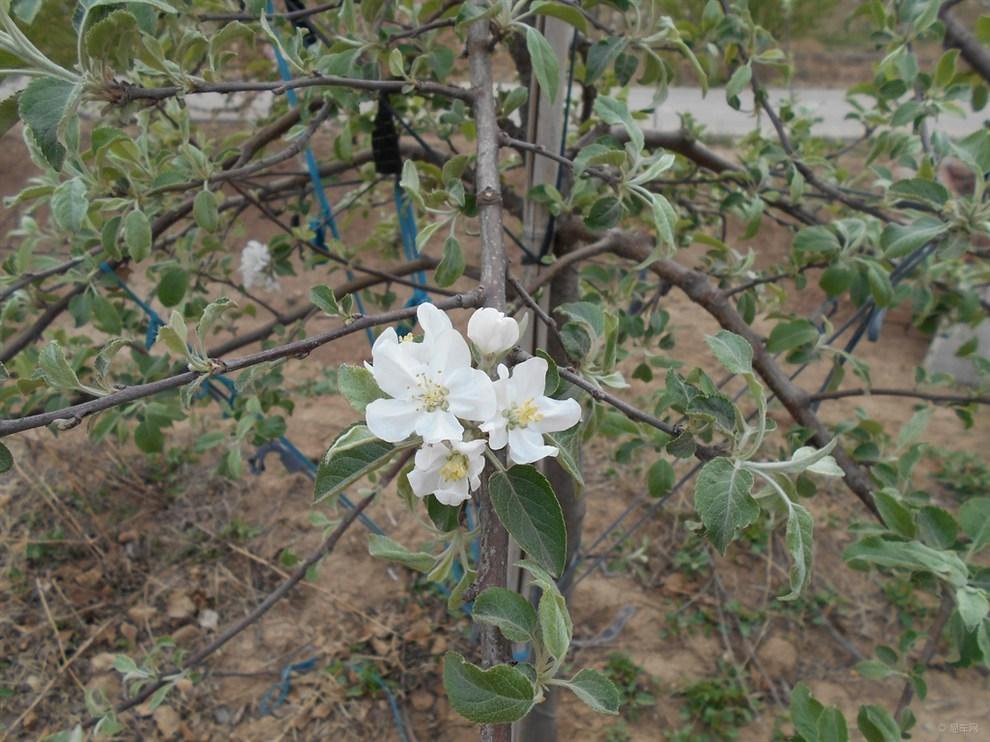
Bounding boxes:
239 240 279 291
482 357 582 464
467 307 520 356
407 439 487 506
365 303 496 444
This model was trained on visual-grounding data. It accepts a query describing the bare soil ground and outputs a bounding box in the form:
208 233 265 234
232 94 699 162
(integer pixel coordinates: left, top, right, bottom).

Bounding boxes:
2 114 989 742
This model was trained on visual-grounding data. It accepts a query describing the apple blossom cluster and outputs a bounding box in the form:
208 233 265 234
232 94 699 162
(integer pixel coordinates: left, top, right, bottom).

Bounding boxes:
365 304 582 507
239 240 280 292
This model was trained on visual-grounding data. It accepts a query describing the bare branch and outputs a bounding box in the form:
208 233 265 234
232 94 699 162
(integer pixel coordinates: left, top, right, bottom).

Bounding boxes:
810 387 990 406
0 290 483 438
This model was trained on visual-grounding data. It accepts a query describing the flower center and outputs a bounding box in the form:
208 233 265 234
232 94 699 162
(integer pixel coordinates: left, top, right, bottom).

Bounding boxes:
506 399 543 428
416 375 450 412
439 452 469 482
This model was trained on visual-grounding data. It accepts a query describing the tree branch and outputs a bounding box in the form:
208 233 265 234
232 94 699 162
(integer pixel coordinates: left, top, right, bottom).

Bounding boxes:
810 387 990 406
0 290 483 438
940 0 990 84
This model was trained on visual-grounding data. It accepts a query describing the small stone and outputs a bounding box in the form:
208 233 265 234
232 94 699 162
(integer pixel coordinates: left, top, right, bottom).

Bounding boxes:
153 705 181 738
214 706 231 725
118 530 139 544
197 609 219 632
167 592 195 621
119 622 138 643
758 636 798 676
410 690 434 712
128 604 156 623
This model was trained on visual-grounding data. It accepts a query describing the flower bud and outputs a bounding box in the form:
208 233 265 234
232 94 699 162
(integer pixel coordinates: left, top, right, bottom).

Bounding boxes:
467 307 520 356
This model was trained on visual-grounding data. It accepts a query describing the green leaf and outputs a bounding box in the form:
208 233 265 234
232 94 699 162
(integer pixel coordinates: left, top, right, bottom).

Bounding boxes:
594 96 643 153
36 341 83 391
12 0 43 23
474 587 538 643
916 506 958 549
195 296 234 351
426 495 461 532
314 425 397 504
767 319 819 354
523 25 560 104
817 706 850 742
448 566 476 611
794 225 840 255
156 310 190 360
310 284 344 317
18 77 77 170
0 92 19 139
51 177 89 232
960 497 990 553
489 465 567 577
367 534 435 573
0 441 12 474
705 330 753 375
790 683 824 741
443 652 536 724
857 704 900 742
134 418 164 453
647 459 675 498
781 501 814 600
157 269 188 308
725 64 752 108
843 536 969 587
544 424 583 486
880 220 947 259
694 457 757 554
874 489 916 538
123 208 152 262
336 365 385 413
585 196 622 230
193 189 219 232
956 586 990 631
538 587 572 660
530 0 588 32
555 669 620 714
435 236 465 287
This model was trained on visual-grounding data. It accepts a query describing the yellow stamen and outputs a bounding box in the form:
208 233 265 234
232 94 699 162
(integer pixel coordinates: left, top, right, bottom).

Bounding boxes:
416 375 450 412
440 453 469 482
507 399 543 428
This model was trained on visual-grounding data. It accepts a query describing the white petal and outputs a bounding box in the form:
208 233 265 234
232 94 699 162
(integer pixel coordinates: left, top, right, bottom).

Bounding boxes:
366 398 421 442
446 367 497 421
370 340 421 399
408 466 442 498
426 328 471 375
534 397 582 433
507 427 558 465
509 357 547 402
484 421 508 451
417 302 453 336
434 479 472 506
372 326 399 352
416 410 464 443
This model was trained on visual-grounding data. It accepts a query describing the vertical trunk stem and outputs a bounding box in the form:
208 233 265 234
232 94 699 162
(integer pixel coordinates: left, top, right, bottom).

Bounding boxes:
468 15 511 742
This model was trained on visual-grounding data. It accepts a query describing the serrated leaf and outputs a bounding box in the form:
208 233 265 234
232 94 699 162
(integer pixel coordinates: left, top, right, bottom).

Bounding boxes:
523 25 560 104
0 441 12 473
193 188 219 232
195 296 234 351
857 704 900 742
960 497 990 553
842 536 968 587
694 457 757 554
705 330 752 375
474 587 537 643
314 425 397 504
36 341 83 391
781 501 814 600
553 669 620 714
51 177 89 232
367 534 435 573
310 284 343 316
767 319 819 354
793 225 840 255
538 588 571 660
725 64 752 108
880 220 947 259
436 236 465 287
647 459 675 498
956 586 990 631
443 652 536 724
489 465 567 577
123 208 151 262
544 424 583 486
337 364 385 413
18 77 77 171
594 96 643 153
